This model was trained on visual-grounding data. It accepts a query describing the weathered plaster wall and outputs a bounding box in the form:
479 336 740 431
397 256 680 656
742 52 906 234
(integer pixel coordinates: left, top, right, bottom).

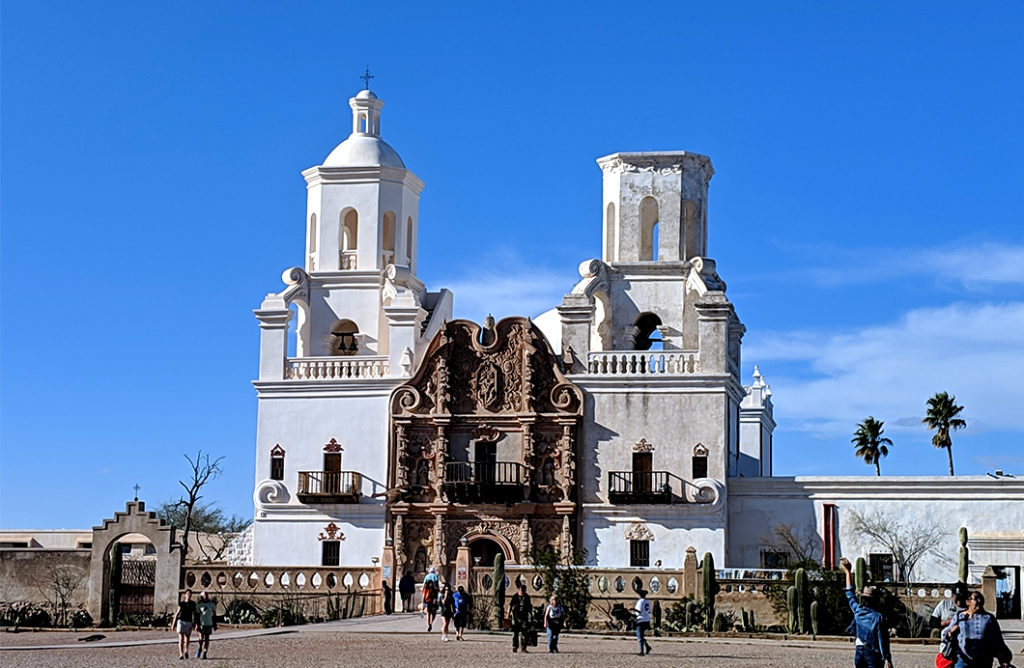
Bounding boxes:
0 548 91 609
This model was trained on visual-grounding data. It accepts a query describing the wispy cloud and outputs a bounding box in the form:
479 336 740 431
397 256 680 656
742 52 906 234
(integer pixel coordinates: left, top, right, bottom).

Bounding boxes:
746 301 1024 439
425 247 576 322
774 240 1024 289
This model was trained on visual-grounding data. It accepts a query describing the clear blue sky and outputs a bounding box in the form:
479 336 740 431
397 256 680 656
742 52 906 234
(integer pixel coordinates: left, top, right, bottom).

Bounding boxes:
3 2 1023 528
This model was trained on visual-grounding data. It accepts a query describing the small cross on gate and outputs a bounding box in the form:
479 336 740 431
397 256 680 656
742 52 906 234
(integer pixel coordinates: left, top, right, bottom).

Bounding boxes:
132 483 141 501
360 66 374 90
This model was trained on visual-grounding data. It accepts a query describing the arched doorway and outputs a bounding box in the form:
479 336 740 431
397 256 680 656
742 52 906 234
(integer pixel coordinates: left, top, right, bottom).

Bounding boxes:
469 536 505 569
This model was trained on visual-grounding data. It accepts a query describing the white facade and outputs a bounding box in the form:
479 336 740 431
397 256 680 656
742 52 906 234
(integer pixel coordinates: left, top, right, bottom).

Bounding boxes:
247 88 1023 595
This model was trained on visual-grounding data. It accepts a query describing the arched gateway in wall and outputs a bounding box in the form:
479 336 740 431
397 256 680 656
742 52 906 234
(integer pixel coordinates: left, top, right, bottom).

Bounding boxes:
388 317 583 577
88 501 180 622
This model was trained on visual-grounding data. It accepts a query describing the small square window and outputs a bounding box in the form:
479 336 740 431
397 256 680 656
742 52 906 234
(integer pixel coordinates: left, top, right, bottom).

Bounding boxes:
761 550 789 569
869 553 895 582
630 540 650 568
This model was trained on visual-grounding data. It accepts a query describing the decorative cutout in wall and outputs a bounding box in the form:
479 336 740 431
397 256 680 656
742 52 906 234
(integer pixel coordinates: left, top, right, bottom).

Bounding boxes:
317 522 346 541
633 438 654 453
270 444 286 457
324 438 343 453
624 522 655 542
693 442 709 456
472 425 502 441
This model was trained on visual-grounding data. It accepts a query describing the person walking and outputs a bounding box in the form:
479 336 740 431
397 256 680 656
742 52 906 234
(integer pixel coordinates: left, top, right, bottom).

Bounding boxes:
509 583 532 653
399 571 415 613
170 588 196 661
382 579 393 615
439 583 455 641
423 576 438 632
194 590 216 660
544 594 564 653
452 585 470 640
943 591 1012 668
634 588 653 656
840 557 893 668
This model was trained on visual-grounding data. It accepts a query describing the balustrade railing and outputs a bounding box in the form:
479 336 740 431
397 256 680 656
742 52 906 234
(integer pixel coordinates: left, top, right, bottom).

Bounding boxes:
286 356 389 380
587 351 699 375
297 471 362 503
608 471 673 503
340 251 358 270
444 461 524 503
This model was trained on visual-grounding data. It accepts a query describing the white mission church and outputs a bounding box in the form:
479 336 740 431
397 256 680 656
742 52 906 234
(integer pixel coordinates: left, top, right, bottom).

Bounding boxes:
244 87 1023 610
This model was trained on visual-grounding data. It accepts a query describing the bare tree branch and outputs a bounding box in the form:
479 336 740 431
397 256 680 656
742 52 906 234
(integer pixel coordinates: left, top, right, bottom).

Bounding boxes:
848 509 943 582
762 522 820 565
174 451 224 570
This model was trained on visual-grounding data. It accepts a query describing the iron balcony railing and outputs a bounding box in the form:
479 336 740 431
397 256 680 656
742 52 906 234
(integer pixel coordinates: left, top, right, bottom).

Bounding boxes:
443 461 525 503
297 471 362 503
608 471 673 504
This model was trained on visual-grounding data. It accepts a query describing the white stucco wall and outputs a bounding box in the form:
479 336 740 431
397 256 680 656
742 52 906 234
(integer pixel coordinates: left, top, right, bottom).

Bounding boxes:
727 476 1024 582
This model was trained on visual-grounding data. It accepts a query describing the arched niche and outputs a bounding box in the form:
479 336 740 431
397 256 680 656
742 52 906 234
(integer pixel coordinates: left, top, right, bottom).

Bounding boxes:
639 196 659 261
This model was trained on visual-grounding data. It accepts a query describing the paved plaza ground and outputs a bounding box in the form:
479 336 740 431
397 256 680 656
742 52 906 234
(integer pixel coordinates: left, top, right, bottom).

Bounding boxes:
3 613 1022 668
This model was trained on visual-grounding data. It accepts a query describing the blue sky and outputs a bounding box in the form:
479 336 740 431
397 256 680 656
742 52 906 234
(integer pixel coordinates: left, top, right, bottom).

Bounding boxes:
3 2 1023 528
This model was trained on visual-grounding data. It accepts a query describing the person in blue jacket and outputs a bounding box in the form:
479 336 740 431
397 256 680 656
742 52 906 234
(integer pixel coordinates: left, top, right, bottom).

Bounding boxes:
840 557 893 668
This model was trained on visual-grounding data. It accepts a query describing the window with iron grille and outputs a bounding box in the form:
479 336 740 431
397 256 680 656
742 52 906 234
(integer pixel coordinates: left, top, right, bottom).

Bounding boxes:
761 550 789 569
869 553 895 582
322 541 340 566
630 540 650 567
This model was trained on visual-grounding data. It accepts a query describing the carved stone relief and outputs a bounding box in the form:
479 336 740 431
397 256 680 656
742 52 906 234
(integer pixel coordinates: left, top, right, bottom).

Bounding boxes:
624 522 654 542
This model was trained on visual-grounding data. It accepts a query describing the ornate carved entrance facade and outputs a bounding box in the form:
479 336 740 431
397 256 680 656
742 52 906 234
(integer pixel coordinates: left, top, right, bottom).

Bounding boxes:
389 317 583 575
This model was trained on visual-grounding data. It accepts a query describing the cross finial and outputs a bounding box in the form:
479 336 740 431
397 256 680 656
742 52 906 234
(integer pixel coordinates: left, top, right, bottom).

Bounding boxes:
132 483 141 502
360 66 374 90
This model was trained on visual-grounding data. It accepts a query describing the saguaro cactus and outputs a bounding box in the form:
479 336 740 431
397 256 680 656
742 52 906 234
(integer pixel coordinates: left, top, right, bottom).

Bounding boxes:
794 567 808 634
492 553 505 629
107 541 123 626
786 585 798 634
702 552 717 632
810 599 820 636
854 557 868 598
958 527 969 583
685 600 698 629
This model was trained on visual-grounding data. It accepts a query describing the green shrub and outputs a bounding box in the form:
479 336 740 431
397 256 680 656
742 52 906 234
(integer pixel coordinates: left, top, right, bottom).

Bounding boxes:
0 602 52 627
225 599 260 625
70 608 93 628
530 547 592 630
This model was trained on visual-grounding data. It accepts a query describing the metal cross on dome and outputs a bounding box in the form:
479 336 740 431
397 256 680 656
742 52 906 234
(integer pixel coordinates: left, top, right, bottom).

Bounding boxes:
360 66 374 90
132 483 141 501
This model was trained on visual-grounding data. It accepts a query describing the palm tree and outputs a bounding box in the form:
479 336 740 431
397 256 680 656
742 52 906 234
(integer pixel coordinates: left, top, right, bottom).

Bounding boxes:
923 391 967 476
851 416 892 476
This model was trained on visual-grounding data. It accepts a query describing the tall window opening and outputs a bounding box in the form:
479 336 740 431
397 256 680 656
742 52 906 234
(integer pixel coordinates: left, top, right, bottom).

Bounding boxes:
869 553 895 582
270 445 285 481
406 217 414 264
633 452 653 493
630 540 650 567
639 196 659 261
322 541 340 566
683 200 699 260
330 319 359 356
605 202 617 261
632 312 663 351
382 211 396 265
692 453 708 479
341 209 358 269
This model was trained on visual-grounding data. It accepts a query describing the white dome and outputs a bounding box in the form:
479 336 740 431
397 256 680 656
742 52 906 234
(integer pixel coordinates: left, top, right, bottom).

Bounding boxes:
323 134 405 169
355 89 378 100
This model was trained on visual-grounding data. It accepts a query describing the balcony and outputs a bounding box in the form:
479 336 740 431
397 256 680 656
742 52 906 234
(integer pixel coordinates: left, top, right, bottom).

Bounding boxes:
443 461 525 504
286 356 390 380
297 471 362 504
608 471 673 504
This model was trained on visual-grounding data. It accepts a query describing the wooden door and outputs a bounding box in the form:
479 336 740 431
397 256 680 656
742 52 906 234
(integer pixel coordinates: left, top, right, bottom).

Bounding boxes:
633 452 652 492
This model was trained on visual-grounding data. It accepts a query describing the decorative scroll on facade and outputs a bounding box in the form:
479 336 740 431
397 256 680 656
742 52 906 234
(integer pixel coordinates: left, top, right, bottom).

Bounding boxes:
624 522 655 542
389 317 583 571
317 523 346 541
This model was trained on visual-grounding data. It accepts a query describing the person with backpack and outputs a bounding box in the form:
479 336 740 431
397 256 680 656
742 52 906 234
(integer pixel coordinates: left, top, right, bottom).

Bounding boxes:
422 576 438 632
509 583 532 653
544 594 564 653
841 557 893 668
634 588 653 656
452 585 471 640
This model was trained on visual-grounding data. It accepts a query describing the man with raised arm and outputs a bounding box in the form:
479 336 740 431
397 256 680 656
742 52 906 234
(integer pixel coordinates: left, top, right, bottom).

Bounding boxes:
840 557 893 668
